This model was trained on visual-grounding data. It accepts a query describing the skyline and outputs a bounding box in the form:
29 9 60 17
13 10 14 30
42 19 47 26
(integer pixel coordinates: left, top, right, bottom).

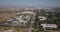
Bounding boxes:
0 0 60 8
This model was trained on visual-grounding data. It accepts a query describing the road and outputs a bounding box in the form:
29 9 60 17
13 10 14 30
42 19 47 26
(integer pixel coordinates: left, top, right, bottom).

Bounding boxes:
29 12 36 32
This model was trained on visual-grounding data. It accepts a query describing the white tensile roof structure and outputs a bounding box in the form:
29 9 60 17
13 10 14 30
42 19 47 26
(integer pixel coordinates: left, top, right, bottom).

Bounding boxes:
21 11 35 14
41 24 57 29
38 16 47 21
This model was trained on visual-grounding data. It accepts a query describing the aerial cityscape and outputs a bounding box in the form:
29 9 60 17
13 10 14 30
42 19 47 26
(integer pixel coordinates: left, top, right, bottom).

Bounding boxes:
0 0 60 32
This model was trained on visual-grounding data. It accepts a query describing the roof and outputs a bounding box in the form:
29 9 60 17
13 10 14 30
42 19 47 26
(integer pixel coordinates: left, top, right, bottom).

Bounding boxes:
38 16 47 21
21 11 35 14
38 16 46 18
41 24 57 28
7 19 14 21
19 20 27 23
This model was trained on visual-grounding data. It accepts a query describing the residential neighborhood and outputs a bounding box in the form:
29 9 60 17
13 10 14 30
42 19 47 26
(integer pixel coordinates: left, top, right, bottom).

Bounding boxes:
0 8 60 32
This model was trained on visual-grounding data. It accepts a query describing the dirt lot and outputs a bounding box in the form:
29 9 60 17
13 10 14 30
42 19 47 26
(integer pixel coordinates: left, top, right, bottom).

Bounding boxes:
0 13 16 22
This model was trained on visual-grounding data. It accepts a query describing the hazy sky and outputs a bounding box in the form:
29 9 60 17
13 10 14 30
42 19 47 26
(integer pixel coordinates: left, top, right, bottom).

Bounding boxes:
0 0 60 8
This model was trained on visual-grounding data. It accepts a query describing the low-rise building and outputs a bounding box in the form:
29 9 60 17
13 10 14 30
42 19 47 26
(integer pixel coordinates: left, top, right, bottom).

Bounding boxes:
7 19 14 22
41 24 57 30
38 16 47 21
23 15 31 21
12 20 27 26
